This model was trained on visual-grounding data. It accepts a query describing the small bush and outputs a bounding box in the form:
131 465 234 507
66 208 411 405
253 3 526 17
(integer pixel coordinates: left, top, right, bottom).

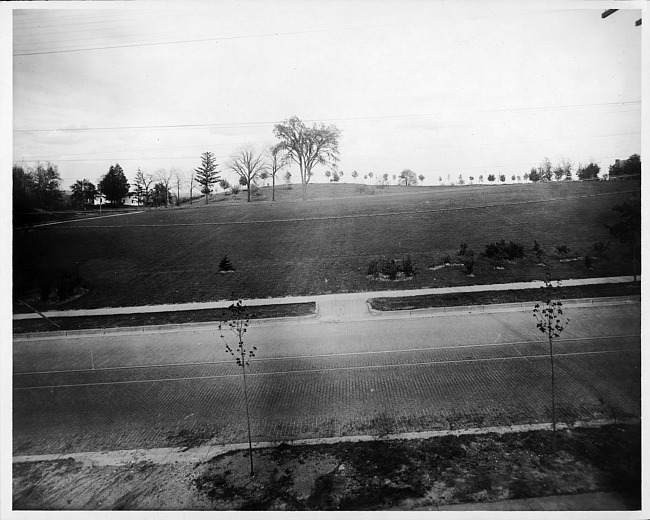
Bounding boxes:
483 239 525 261
584 255 593 269
593 241 610 256
38 273 53 302
218 255 234 272
367 256 417 280
555 245 570 255
56 269 82 301
441 252 451 265
383 258 400 280
367 259 380 277
463 251 475 275
402 255 417 277
231 185 240 195
458 242 468 257
533 240 545 260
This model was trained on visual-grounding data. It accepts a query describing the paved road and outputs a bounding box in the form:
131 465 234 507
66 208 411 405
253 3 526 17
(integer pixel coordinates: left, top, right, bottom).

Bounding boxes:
13 303 640 456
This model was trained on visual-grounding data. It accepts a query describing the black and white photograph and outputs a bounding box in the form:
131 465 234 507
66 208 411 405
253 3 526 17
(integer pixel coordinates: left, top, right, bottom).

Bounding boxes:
3 0 645 515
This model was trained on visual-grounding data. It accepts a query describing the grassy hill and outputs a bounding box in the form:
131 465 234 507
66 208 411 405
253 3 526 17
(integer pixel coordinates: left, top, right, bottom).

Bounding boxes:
13 181 640 310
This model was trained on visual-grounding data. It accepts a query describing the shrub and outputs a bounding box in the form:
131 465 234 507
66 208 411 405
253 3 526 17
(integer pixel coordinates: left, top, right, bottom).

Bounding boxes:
483 239 525 261
458 242 468 257
533 240 545 260
593 241 610 256
463 251 475 275
218 255 234 272
367 259 380 277
38 272 53 302
367 256 417 280
584 255 593 269
555 245 570 255
231 185 240 195
441 252 451 265
56 269 82 301
402 255 417 277
382 258 400 280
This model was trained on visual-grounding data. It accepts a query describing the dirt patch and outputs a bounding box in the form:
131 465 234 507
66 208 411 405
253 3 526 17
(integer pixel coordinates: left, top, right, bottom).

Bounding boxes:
12 424 640 511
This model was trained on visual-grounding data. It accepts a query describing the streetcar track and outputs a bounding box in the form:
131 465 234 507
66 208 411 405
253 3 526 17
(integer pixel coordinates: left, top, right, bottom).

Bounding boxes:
13 334 639 377
14 347 640 391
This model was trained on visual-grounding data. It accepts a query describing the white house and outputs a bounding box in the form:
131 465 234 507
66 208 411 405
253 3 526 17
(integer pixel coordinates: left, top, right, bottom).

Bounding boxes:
92 191 140 206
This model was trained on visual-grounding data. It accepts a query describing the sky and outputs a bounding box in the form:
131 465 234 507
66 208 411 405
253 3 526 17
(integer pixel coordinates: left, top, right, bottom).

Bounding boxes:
7 0 644 190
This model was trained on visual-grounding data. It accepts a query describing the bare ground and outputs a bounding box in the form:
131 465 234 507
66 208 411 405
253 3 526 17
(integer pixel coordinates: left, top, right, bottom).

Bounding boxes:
12 424 640 511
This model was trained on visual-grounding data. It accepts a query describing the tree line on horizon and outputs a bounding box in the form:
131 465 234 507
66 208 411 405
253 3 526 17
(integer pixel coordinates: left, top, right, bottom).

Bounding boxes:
13 118 642 212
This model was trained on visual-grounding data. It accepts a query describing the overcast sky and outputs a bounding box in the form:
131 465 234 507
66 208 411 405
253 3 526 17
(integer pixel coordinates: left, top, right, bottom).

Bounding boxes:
9 1 643 189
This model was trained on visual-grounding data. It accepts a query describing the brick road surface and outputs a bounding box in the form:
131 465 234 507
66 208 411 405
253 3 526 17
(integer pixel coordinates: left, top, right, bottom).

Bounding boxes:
13 303 640 455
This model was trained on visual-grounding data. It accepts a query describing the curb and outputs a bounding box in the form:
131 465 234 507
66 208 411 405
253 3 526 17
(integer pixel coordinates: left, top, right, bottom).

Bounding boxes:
12 312 320 341
368 295 640 319
13 296 639 340
12 418 640 467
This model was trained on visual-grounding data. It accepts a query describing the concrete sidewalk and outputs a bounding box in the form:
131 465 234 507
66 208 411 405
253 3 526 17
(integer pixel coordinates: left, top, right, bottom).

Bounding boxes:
423 491 639 511
13 418 638 466
12 275 639 320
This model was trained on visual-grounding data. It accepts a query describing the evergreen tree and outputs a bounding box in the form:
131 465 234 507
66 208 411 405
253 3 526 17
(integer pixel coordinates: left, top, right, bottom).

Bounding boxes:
99 164 130 205
195 151 220 204
134 167 153 206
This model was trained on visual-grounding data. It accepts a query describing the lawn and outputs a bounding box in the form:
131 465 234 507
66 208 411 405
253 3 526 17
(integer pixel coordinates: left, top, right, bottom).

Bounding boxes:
13 180 640 310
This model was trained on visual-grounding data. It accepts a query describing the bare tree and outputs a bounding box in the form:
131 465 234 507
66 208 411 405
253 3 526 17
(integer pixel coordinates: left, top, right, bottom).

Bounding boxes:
273 116 340 200
227 147 268 203
155 168 173 206
171 167 185 206
539 157 553 182
268 144 288 202
188 172 196 204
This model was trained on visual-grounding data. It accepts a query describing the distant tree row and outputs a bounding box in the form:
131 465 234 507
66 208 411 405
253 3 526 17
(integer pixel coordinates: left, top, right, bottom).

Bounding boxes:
608 154 641 178
526 154 640 183
13 162 62 212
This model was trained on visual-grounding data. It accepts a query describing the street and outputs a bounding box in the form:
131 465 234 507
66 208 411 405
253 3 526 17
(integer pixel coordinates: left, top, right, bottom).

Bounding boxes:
13 303 640 456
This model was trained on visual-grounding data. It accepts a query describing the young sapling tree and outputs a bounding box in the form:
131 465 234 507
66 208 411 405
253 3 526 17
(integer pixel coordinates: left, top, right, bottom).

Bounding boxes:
219 299 257 476
532 275 570 452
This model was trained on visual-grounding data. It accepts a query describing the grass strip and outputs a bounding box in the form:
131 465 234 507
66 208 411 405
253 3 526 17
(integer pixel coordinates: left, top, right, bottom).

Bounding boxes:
369 283 640 312
13 302 316 335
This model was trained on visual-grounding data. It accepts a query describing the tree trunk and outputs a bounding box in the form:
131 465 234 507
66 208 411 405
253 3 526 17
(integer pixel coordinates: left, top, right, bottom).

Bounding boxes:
247 179 251 203
241 351 254 477
549 329 557 453
272 175 275 202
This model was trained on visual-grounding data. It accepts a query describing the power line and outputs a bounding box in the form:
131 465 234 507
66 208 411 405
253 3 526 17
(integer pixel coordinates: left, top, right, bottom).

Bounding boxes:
16 126 638 164
11 9 580 57
13 100 641 134
12 21 436 56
